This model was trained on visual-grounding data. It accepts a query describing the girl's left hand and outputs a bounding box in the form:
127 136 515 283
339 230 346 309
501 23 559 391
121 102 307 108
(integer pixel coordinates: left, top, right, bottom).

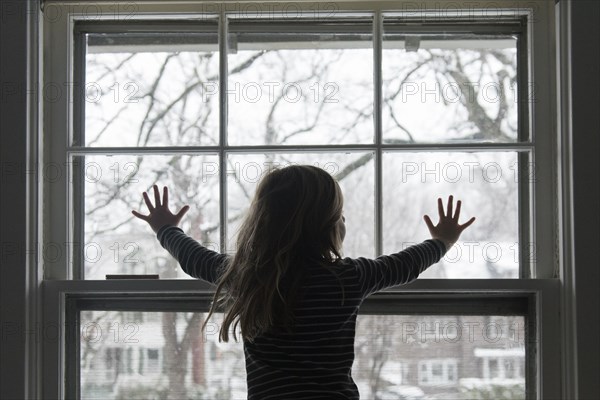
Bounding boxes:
132 185 190 233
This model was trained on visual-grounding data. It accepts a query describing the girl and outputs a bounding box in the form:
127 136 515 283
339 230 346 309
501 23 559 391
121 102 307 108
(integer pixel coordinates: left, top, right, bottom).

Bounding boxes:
132 165 475 400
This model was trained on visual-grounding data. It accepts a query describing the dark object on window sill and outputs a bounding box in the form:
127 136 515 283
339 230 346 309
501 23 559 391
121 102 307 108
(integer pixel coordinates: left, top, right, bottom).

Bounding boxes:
106 274 159 280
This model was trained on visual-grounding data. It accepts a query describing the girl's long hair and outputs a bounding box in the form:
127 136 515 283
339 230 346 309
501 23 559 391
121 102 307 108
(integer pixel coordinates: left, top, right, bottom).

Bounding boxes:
203 165 345 342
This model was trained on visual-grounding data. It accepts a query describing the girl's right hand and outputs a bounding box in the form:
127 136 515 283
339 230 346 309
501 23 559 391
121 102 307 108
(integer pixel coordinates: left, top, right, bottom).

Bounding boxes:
423 195 475 251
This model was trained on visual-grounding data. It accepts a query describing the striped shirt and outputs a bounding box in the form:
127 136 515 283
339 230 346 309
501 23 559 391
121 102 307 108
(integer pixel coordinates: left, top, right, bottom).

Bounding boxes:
157 225 447 399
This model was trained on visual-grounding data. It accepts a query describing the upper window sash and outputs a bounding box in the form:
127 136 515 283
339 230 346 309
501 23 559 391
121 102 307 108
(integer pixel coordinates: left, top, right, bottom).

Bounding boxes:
42 2 556 281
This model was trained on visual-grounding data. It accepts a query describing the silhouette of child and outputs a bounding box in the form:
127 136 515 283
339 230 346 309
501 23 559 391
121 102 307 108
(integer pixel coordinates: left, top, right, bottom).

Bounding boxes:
133 164 475 400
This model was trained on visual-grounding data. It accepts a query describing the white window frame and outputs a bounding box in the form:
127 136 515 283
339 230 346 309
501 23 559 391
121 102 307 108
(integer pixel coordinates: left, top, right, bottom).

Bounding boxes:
143 348 162 375
418 358 458 386
478 353 524 380
39 1 561 399
42 1 557 281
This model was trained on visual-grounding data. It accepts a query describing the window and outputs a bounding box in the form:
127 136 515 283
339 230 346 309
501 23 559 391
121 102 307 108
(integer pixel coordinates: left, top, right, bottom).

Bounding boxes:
145 349 161 374
418 359 458 386
42 1 560 399
475 348 525 380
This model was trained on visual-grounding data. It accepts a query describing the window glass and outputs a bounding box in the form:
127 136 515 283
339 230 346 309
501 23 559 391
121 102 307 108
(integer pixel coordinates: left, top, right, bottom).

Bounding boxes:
382 26 519 143
80 311 526 399
82 28 219 147
75 154 220 279
227 21 374 145
226 152 375 257
383 152 520 278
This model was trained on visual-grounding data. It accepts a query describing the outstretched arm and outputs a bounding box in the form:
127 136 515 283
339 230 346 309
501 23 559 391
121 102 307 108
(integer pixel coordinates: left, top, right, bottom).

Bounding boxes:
423 195 476 251
355 195 475 296
132 185 227 283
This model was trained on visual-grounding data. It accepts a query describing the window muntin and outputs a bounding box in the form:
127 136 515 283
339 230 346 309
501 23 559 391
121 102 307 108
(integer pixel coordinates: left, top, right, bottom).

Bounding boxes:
72 16 530 279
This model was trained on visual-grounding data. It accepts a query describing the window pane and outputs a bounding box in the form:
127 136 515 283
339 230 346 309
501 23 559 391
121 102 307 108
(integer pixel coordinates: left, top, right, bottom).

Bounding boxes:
226 152 375 257
382 152 520 278
76 154 220 279
382 27 519 143
82 27 219 147
227 21 374 145
79 311 246 400
354 314 526 399
80 311 526 400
